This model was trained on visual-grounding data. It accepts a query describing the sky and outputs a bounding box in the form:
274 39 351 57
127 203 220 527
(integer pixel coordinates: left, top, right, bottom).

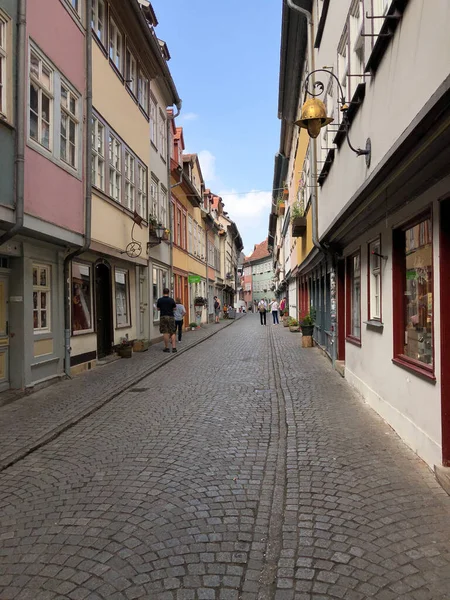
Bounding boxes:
151 0 282 256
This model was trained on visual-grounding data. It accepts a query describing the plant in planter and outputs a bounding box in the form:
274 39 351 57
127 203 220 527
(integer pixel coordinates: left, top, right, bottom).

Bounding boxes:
277 194 286 215
291 199 307 237
289 318 300 332
189 322 197 330
194 296 206 307
117 337 133 358
301 308 316 337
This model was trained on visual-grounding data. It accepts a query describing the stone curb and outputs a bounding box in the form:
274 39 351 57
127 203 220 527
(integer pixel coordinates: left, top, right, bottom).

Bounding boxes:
0 316 243 472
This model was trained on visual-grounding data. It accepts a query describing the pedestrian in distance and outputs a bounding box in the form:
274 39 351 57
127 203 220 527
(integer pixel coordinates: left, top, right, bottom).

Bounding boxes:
270 298 279 324
258 298 267 325
174 297 186 343
279 296 287 314
156 288 177 353
214 296 221 323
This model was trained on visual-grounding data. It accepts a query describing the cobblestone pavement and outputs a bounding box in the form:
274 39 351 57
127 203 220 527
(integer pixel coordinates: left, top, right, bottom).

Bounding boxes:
1 314 450 600
0 316 241 471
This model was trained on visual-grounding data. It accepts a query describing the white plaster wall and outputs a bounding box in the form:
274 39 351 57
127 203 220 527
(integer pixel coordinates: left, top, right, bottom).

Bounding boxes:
315 0 450 237
342 175 449 468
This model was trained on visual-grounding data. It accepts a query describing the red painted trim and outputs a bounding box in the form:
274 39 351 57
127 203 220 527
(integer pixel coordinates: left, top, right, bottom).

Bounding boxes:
346 335 362 348
392 356 436 383
392 208 435 376
440 197 450 465
337 260 346 361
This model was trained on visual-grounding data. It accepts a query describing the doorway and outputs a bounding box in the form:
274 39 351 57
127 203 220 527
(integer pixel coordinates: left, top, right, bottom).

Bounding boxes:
95 262 113 359
440 197 450 466
0 275 9 390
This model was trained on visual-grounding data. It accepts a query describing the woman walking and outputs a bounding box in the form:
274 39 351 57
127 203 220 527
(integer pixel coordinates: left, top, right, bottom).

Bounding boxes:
270 299 279 324
174 297 186 342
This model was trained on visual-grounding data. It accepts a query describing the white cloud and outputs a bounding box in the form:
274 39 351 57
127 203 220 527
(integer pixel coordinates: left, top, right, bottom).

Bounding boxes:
179 112 199 122
198 150 217 183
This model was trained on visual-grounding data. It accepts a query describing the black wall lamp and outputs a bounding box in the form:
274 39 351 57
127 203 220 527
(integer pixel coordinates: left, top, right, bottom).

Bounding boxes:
295 69 371 167
147 224 166 250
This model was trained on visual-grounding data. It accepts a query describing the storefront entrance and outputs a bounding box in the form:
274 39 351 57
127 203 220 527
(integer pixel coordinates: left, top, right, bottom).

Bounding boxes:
0 274 9 391
95 261 113 359
440 197 450 466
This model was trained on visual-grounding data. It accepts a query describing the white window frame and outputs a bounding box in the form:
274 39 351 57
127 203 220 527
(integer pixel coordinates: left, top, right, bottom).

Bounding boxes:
159 185 168 228
109 18 123 73
188 215 193 253
109 133 122 203
91 0 106 46
150 97 157 147
29 48 53 151
115 268 130 328
0 13 9 119
369 238 382 321
337 28 349 99
125 48 137 97
92 116 105 191
153 266 169 322
159 108 166 159
137 163 147 219
66 0 81 17
138 70 149 113
124 150 135 211
60 82 78 169
33 264 51 333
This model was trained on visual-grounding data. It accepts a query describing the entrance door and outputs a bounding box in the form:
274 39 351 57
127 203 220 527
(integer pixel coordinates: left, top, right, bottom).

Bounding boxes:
440 198 450 466
0 275 9 390
95 262 113 359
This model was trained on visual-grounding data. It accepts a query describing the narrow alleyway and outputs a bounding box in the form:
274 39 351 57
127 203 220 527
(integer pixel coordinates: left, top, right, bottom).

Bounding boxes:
1 315 450 600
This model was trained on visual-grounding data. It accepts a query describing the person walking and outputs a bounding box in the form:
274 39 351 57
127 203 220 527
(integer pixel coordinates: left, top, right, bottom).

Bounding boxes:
156 288 177 353
258 298 267 325
270 298 279 324
214 296 221 323
279 296 287 315
174 297 186 343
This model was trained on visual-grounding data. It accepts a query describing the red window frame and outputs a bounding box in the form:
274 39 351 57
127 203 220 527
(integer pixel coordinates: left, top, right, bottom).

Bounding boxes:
367 235 382 323
346 250 362 346
392 209 435 381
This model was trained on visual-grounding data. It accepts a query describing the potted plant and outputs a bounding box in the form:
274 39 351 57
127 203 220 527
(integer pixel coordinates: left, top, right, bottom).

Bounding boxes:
291 200 307 237
117 337 133 358
277 195 285 215
301 308 316 337
194 296 206 307
282 311 290 327
189 322 197 330
133 339 149 352
289 318 300 332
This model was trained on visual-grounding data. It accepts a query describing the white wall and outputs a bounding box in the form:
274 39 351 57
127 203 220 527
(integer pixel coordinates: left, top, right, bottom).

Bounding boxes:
342 175 449 468
315 0 450 237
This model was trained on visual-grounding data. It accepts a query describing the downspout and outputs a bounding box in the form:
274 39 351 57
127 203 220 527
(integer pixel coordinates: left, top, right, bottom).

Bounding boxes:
166 101 182 294
0 0 26 246
287 0 337 367
63 0 93 376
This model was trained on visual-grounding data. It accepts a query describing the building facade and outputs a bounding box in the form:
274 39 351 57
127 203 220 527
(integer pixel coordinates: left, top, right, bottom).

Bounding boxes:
272 0 450 478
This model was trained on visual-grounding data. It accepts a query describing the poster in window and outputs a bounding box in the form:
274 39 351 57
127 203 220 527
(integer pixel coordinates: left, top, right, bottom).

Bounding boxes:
72 263 92 332
115 270 128 327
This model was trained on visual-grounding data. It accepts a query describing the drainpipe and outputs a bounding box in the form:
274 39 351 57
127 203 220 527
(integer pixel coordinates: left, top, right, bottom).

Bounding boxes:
0 0 26 246
287 0 337 367
166 101 182 294
63 0 93 376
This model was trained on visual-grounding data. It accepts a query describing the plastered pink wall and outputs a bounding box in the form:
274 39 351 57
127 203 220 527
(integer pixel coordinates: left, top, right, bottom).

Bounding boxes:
25 148 84 234
25 0 85 234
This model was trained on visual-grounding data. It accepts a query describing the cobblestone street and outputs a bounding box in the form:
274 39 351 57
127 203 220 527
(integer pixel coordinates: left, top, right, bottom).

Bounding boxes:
1 314 450 600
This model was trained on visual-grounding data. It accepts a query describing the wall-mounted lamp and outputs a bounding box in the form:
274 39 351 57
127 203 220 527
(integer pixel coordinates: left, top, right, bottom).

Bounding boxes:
295 69 371 167
147 224 166 250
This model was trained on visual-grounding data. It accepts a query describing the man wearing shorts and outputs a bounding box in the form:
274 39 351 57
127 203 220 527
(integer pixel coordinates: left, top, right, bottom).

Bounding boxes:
156 288 177 353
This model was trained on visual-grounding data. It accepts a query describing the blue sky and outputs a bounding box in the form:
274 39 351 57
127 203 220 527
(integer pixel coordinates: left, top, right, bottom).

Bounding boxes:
151 0 282 255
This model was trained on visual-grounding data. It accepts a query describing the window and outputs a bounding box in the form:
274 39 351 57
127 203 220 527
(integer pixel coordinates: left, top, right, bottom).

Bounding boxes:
181 212 187 250
33 264 51 333
92 116 105 191
115 269 130 327
150 97 157 146
125 48 137 96
176 206 181 246
349 0 365 98
337 28 348 99
109 18 123 73
159 109 167 158
124 150 135 211
150 176 158 221
393 213 433 375
373 0 389 34
346 252 361 343
137 163 147 219
153 266 168 322
91 0 106 45
0 15 8 117
29 50 52 150
60 84 78 168
72 262 93 333
159 185 167 228
138 71 149 113
109 133 122 202
188 216 193 253
368 238 382 321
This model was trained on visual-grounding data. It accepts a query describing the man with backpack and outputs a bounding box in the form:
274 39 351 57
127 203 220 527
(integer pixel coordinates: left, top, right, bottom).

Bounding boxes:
258 298 267 325
213 296 221 323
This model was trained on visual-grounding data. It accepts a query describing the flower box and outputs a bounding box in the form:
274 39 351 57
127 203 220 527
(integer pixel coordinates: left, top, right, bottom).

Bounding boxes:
118 345 133 358
292 216 307 237
133 339 149 352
